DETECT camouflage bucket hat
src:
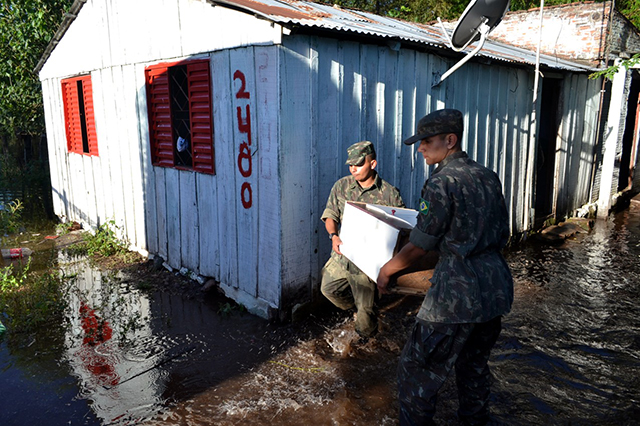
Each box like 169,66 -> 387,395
403,109 -> 464,145
345,141 -> 376,165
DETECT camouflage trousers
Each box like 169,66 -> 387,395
320,256 -> 378,337
397,316 -> 502,426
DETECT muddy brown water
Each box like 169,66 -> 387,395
2,198 -> 640,425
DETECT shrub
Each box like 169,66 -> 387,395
0,260 -> 66,333
84,220 -> 128,258
0,199 -> 23,236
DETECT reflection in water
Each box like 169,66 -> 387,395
60,253 -> 161,424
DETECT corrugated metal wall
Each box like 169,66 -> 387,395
278,35 -> 603,288
553,74 -> 602,218
279,35 -> 537,287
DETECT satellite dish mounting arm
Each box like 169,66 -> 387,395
433,17 -> 490,87
431,0 -> 510,87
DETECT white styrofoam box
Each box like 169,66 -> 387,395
339,202 -> 418,281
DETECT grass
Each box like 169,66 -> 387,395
80,219 -> 141,266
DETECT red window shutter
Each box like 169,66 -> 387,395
145,66 -> 174,167
61,79 -> 82,154
61,75 -> 99,156
80,76 -> 99,156
187,61 -> 215,175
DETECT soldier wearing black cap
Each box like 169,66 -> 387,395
377,109 -> 513,425
321,141 -> 404,339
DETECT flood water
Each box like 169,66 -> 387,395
1,197 -> 640,425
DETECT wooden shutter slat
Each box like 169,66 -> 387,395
61,79 -> 82,154
62,75 -> 97,156
145,66 -> 174,167
187,61 -> 215,174
80,76 -> 99,156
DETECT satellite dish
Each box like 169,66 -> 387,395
433,0 -> 510,87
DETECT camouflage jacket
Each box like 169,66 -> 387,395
322,173 -> 404,266
409,151 -> 513,323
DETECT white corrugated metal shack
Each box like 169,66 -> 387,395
37,0 -> 609,318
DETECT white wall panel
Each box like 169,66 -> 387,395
135,64 -> 157,255
179,171 -> 198,272
229,47 -> 259,298
39,0 -> 281,80
254,46 -> 282,305
279,37 -> 313,297
211,49 -> 239,289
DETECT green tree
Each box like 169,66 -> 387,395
0,0 -> 72,142
0,0 -> 70,221
618,0 -> 640,29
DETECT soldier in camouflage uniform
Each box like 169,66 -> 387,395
377,109 -> 513,425
321,141 -> 405,338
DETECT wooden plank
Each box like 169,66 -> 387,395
397,49 -> 416,203
254,46 -> 281,305
411,51 -> 431,207
340,41 -> 363,149
41,79 -> 66,218
103,67 -> 127,235
155,167 -> 168,261
88,70 -> 109,227
378,48 -> 401,198
487,67 -> 502,173
211,49 -> 238,288
135,63 -> 158,254
307,38 -> 321,292
122,64 -> 148,252
111,65 -> 136,242
84,153 -> 99,230
280,37 -> 313,293
94,69 -> 117,227
315,38 -> 341,266
179,171 -> 199,272
196,56 -> 220,278
230,46 -> 259,297
476,63 -> 492,167
165,168 -> 181,268
361,44 -> 378,144
67,152 -> 84,224
196,172 -> 219,278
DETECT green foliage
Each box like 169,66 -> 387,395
0,259 -> 29,293
618,0 -> 640,29
589,54 -> 640,81
328,0 -> 467,21
55,220 -> 74,235
0,199 -> 23,235
84,220 -> 128,258
0,260 -> 66,333
0,0 -> 73,139
217,301 -> 246,317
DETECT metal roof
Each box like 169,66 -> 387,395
36,0 -> 598,74
209,0 -> 597,72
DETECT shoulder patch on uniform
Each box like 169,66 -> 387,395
418,198 -> 430,216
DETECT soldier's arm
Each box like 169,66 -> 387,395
377,242 -> 426,294
324,218 -> 343,255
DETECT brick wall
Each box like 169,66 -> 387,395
489,1 -> 640,67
